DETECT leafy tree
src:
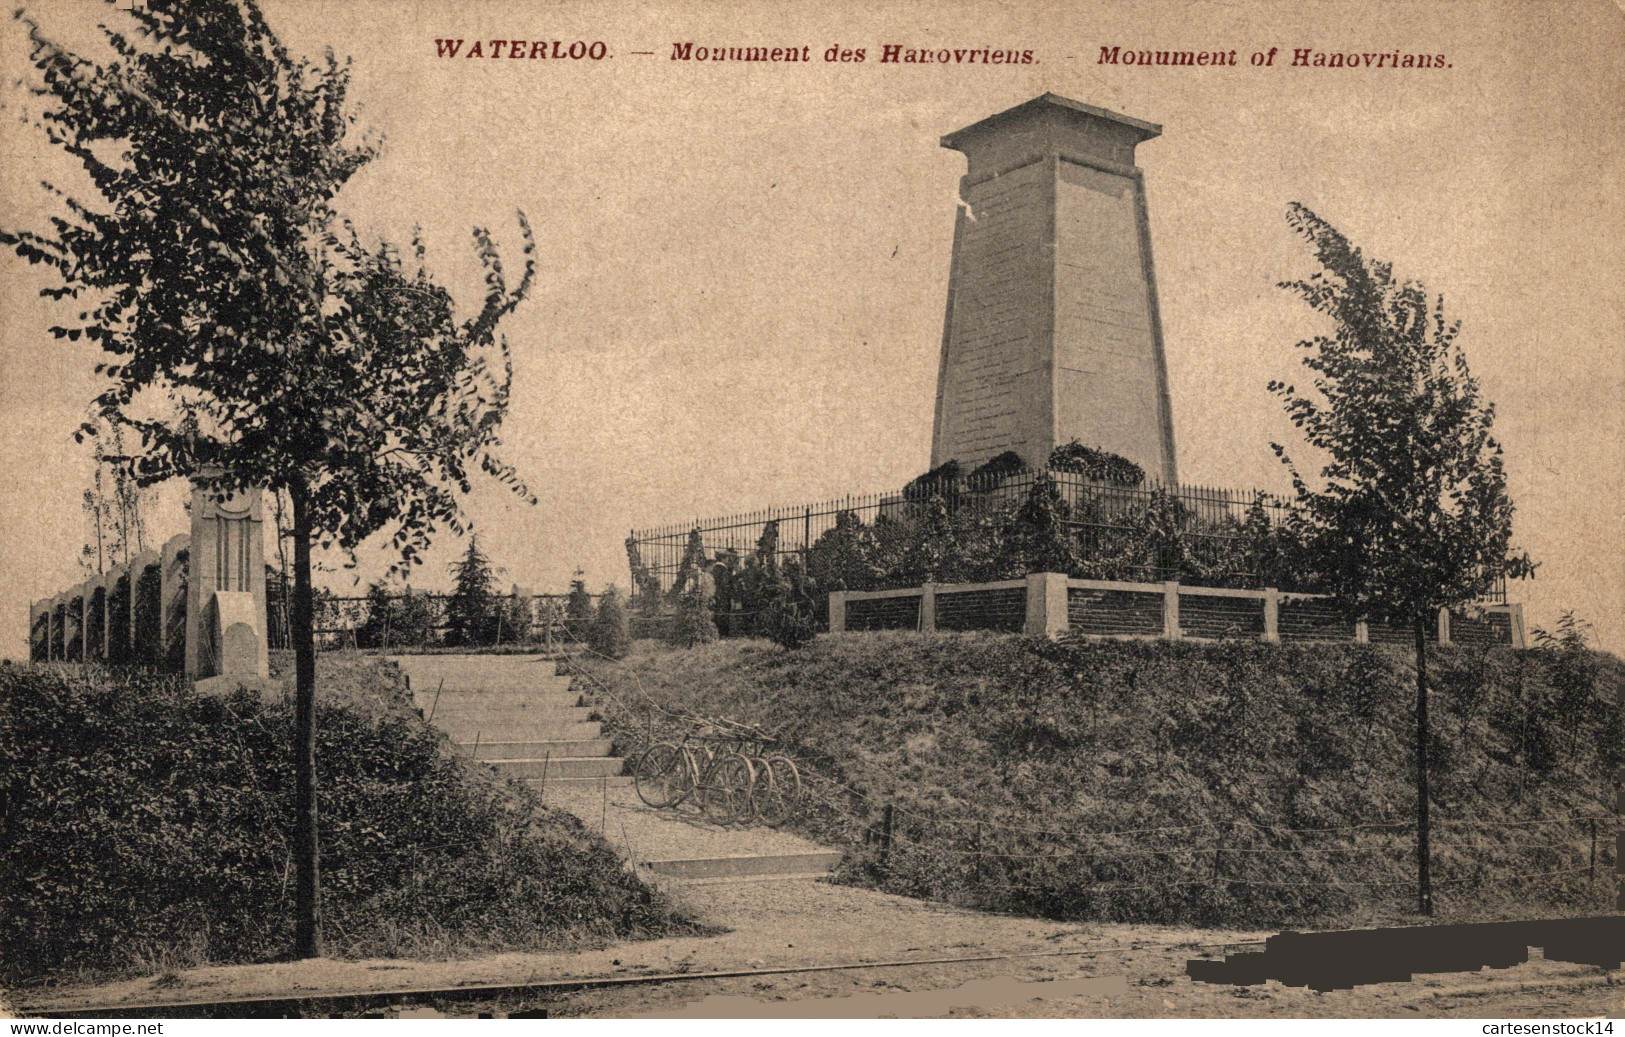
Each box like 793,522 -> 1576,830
444,535 -> 498,646
77,418 -> 152,574
497,586 -> 534,644
1270,202 -> 1535,915
588,585 -> 631,660
2,0 -> 536,956
1531,612 -> 1602,753
356,581 -> 438,648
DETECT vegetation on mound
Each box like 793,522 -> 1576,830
0,662 -> 700,985
578,634 -> 1622,929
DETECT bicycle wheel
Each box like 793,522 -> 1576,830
701,753 -> 755,825
633,742 -> 692,808
746,756 -> 783,825
764,756 -> 801,820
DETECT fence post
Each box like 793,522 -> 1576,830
1438,607 -> 1451,646
1589,817 -> 1596,879
828,591 -> 847,634
974,821 -> 984,885
1355,618 -> 1370,644
1162,581 -> 1181,640
1024,572 -> 1068,639
919,582 -> 937,634
1262,588 -> 1280,644
881,802 -> 895,866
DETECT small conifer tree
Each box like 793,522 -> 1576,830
589,585 -> 632,659
445,535 -> 497,646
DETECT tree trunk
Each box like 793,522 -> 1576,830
1414,612 -> 1433,917
290,483 -> 322,958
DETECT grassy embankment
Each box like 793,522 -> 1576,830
0,652 -> 703,987
575,632 -> 1623,930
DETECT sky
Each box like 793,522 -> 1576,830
2,0 -> 1622,658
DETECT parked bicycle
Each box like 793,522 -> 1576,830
633,724 -> 801,826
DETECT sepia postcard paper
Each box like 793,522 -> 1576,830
0,0 -> 1622,1022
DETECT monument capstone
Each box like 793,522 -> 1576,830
930,93 -> 1178,483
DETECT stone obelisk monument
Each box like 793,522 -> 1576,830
929,93 -> 1178,483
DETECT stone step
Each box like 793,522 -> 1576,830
418,692 -> 582,710
429,704 -> 595,724
392,653 -> 559,665
396,659 -> 563,671
487,755 -> 625,779
435,720 -> 603,742
407,677 -> 576,694
640,851 -> 844,879
523,775 -> 634,789
658,872 -> 836,886
465,738 -> 614,759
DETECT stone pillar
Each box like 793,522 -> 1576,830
1437,606 -> 1451,646
75,579 -> 94,661
1354,619 -> 1370,644
827,591 -> 847,634
160,533 -> 189,671
186,474 -> 268,680
51,594 -> 65,661
930,93 -> 1178,481
91,575 -> 109,661
1262,588 -> 1280,644
918,581 -> 938,633
511,585 -> 533,643
29,599 -> 49,663
128,549 -> 159,664
1162,581 -> 1181,640
1024,572 -> 1070,639
106,564 -> 129,662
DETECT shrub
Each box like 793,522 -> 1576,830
496,590 -> 534,644
357,582 -> 440,648
762,560 -> 819,651
565,579 -> 594,622
669,578 -> 718,648
968,450 -> 1026,486
0,665 -> 696,983
589,585 -> 631,659
902,459 -> 963,501
1047,441 -> 1145,485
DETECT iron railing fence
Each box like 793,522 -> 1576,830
262,587 -> 604,651
629,470 -> 1293,595
628,468 -> 1511,604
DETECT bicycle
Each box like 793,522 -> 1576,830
633,731 -> 757,825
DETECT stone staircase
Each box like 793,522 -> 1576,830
393,652 -> 841,883
393,654 -> 629,787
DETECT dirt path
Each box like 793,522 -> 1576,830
542,782 -> 836,865
16,874 -> 1619,1018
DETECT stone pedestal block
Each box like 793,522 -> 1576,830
186,474 -> 268,680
